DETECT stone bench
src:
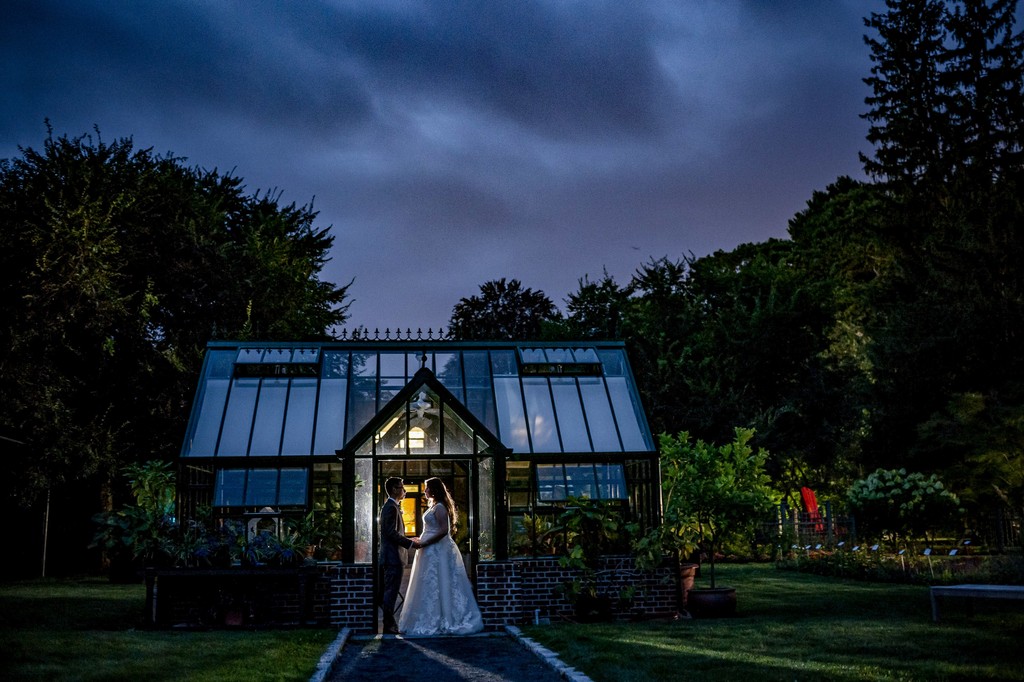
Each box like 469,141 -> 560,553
929,584 -> 1024,622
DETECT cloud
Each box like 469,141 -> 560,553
3,0 -> 886,331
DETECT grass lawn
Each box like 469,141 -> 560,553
521,563 -> 1024,681
0,577 -> 337,681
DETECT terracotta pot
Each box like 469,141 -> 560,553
687,587 -> 737,618
678,562 -> 699,609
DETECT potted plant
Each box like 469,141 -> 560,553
656,428 -> 775,617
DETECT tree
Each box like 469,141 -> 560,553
656,429 -> 775,589
862,0 -> 951,188
448,278 -> 560,340
0,128 -> 350,573
862,0 -> 1024,189
560,271 -> 630,340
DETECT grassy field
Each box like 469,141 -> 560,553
4,565 -> 1023,681
521,563 -> 1024,681
0,577 -> 336,681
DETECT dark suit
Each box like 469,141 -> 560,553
379,498 -> 413,630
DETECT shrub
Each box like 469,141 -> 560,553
846,468 -> 962,547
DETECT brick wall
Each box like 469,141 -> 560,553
147,557 -> 679,632
324,563 -> 375,630
475,555 -> 679,627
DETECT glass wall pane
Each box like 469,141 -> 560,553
490,350 -> 518,376
249,378 -> 287,455
606,377 -> 650,451
349,352 -> 377,378
346,377 -> 378,444
464,350 -> 496,435
218,378 -> 259,456
506,461 -> 531,509
379,377 -> 404,409
378,352 -> 405,378
442,404 -> 474,454
281,377 -> 316,455
536,464 -> 566,501
493,377 -> 530,453
245,468 -> 277,506
596,463 -> 628,499
478,457 -> 495,561
215,469 -> 245,507
321,351 -> 349,379
375,413 -> 407,456
550,378 -> 591,452
279,469 -> 308,505
313,377 -> 347,455
523,378 -> 559,452
354,458 -> 374,563
188,378 -> 229,456
435,352 -> 463,399
578,377 -> 621,452
564,463 -> 597,498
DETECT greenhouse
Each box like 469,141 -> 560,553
172,338 -> 666,629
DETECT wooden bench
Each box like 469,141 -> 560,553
929,584 -> 1024,622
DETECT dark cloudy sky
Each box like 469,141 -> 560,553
3,0 -> 886,333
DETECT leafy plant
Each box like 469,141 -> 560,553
91,461 -> 178,568
655,428 -> 776,588
846,468 -> 962,547
552,496 -> 625,610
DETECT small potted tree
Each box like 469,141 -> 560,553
657,428 -> 775,617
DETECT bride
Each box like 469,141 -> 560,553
398,477 -> 483,636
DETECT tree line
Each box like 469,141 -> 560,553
450,0 -> 1024,527
2,0 -> 1021,573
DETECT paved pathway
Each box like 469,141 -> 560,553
324,632 -> 570,682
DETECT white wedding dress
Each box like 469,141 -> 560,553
398,503 -> 483,636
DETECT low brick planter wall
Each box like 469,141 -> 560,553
145,565 -> 333,628
476,555 -> 679,627
146,556 -> 679,631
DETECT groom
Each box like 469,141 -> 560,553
380,477 -> 419,634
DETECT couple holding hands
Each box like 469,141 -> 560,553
379,476 -> 483,636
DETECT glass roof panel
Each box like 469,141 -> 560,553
218,378 -> 259,455
250,378 -> 287,455
313,376 -> 347,455
182,341 -> 655,461
607,377 -> 652,451
523,378 -> 560,452
290,347 -> 320,364
281,377 -> 316,455
236,348 -> 265,364
494,377 -> 530,453
261,347 -> 292,364
550,378 -> 591,452
578,377 -> 622,452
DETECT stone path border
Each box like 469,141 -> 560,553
505,625 -> 594,682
